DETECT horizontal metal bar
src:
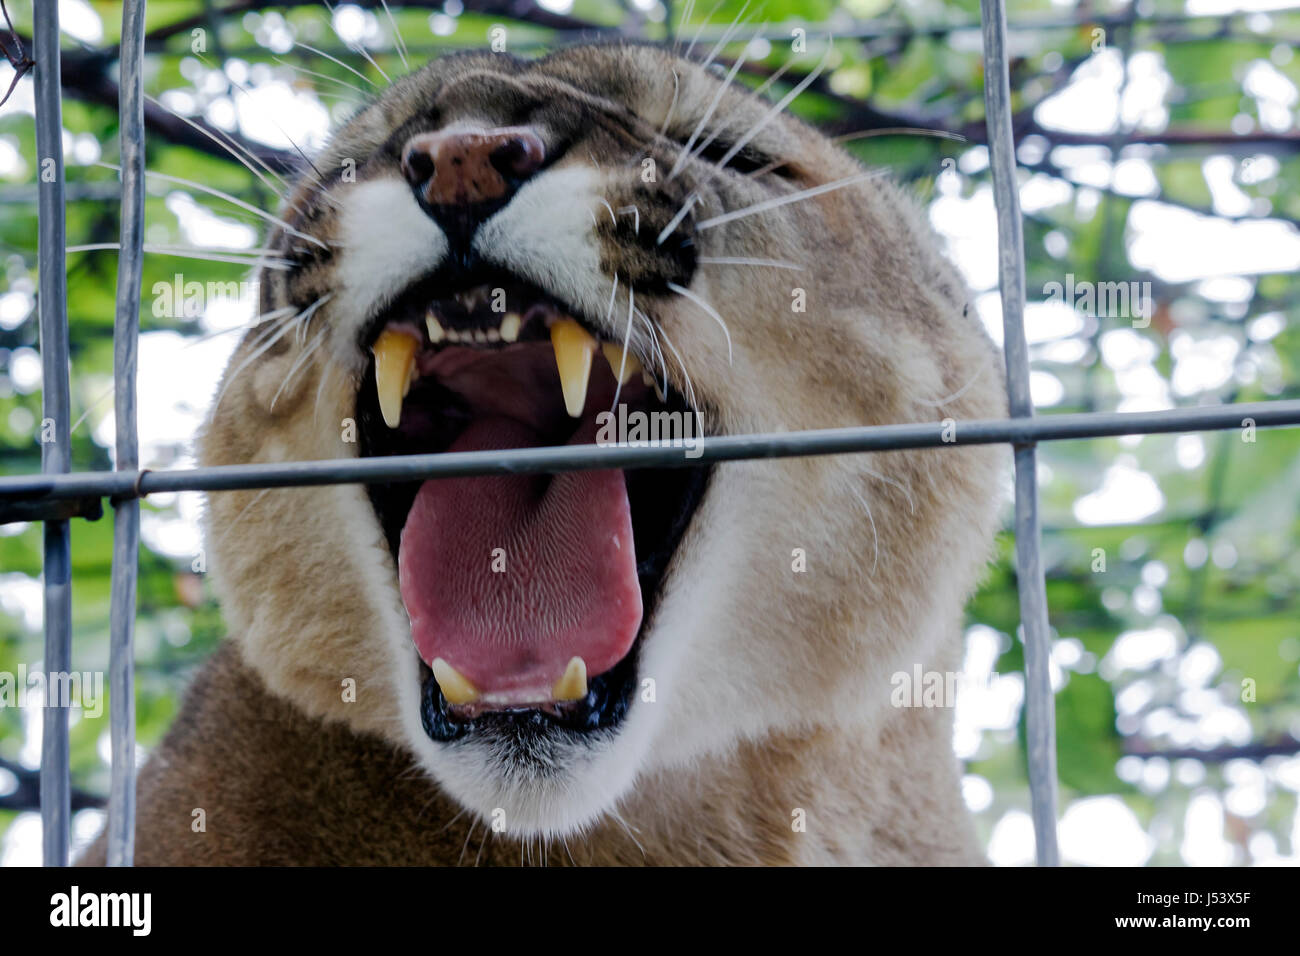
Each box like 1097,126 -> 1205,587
1,401 -> 1297,506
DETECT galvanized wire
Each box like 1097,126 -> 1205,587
17,3 -> 1300,869
980,0 -> 1060,867
2,402 -> 1298,509
33,0 -> 73,868
106,0 -> 148,869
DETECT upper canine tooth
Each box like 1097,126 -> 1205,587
372,328 -> 419,428
431,658 -> 480,705
552,656 -> 588,701
426,312 -> 445,344
500,312 -> 521,343
550,318 -> 596,418
601,342 -> 641,385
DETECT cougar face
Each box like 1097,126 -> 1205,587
201,43 -> 1005,837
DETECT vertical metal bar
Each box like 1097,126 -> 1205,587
978,0 -> 1061,866
33,0 -> 73,867
107,0 -> 148,868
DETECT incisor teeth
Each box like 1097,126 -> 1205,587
500,313 -> 521,343
552,656 -> 588,701
431,658 -> 479,705
601,342 -> 641,385
550,318 -> 596,418
372,328 -> 419,428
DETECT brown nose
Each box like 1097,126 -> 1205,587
400,126 -> 545,209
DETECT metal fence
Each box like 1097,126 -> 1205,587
5,0 -> 1300,869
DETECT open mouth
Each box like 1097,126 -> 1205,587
355,270 -> 709,744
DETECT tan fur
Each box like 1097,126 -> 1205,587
84,43 -> 1004,865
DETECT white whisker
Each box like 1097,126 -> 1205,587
611,282 -> 634,412
295,39 -> 380,87
271,323 -> 330,411
697,169 -> 885,231
850,489 -> 880,574
97,162 -> 330,250
66,243 -> 293,270
143,93 -> 288,200
377,0 -> 410,71
673,0 -> 697,55
273,57 -> 370,97
666,281 -> 731,365
698,1 -> 753,74
697,255 -> 803,270
646,310 -> 699,414
667,26 -> 756,181
656,191 -> 698,246
215,295 -> 331,411
915,357 -> 988,409
713,39 -> 833,173
683,0 -> 728,60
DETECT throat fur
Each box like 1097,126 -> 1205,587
79,643 -> 980,866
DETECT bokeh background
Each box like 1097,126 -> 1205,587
1,0 -> 1299,865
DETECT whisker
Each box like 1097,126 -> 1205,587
616,204 -> 640,235
697,255 -> 804,270
214,486 -> 275,542
645,310 -> 699,414
666,281 -> 731,365
294,40 -> 380,88
832,127 -> 968,147
214,295 -> 331,411
667,23 -> 759,180
457,818 -> 476,867
318,2 -> 394,84
863,466 -> 915,516
70,382 -> 116,435
377,0 -> 411,71
698,1 -> 753,73
65,243 -> 293,270
712,39 -> 834,173
142,93 -> 289,200
697,169 -> 886,231
672,0 -> 697,55
636,310 -> 670,398
196,53 -> 330,188
683,0 -> 729,60
96,162 -> 329,250
610,281 -> 633,412
850,489 -> 880,574
184,306 -> 299,350
655,191 -> 698,246
596,197 -> 616,225
273,56 -> 370,97
270,323 -> 330,411
915,356 -> 988,409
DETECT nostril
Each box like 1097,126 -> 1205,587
489,133 -> 544,180
401,146 -> 436,188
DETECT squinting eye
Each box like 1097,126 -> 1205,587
689,137 -> 789,177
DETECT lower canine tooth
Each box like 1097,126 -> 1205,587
552,656 -> 588,701
372,328 -> 419,428
550,318 -> 596,418
431,658 -> 479,705
601,342 -> 641,385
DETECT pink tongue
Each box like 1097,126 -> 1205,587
398,416 -> 642,700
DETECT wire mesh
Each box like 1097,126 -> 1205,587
8,1 -> 1300,868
